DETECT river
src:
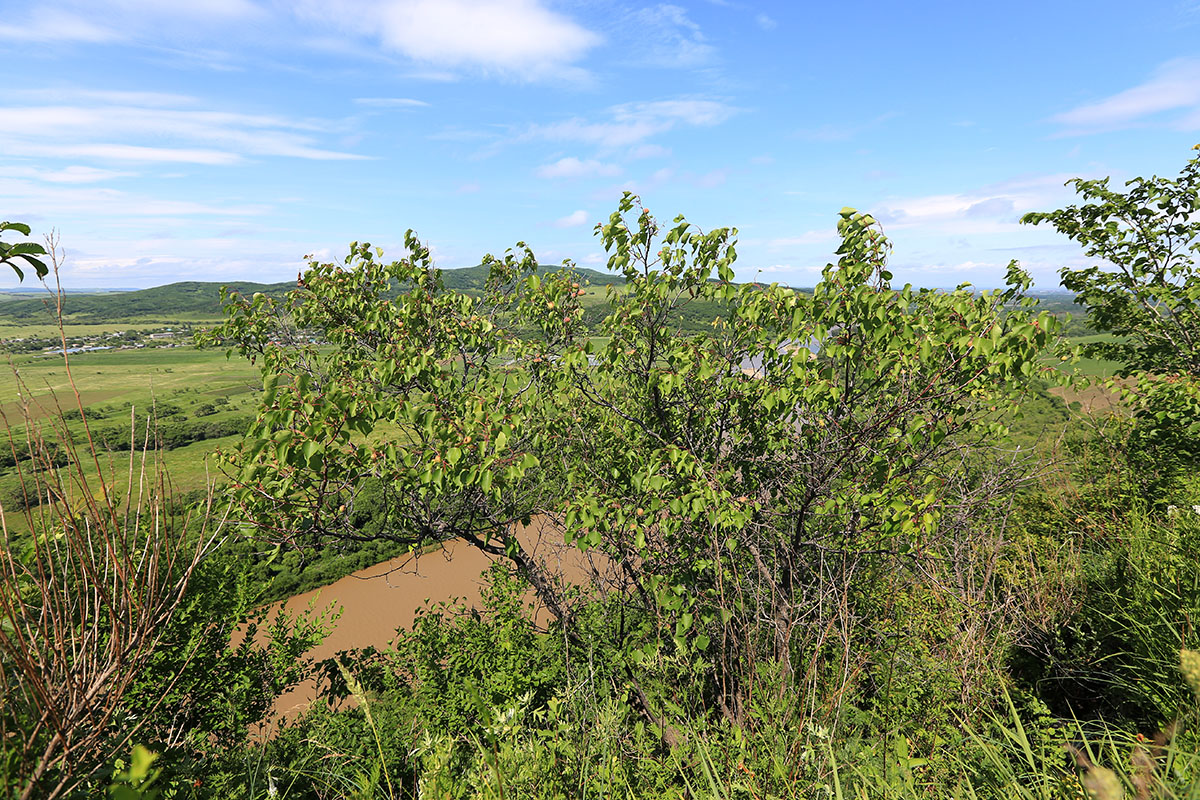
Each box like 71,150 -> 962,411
257,517 -> 603,724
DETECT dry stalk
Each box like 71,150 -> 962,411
0,238 -> 220,799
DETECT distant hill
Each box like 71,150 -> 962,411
437,263 -> 624,294
0,264 -> 624,323
0,287 -> 141,294
0,280 -> 296,322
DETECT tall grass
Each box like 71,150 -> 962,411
0,253 -> 220,799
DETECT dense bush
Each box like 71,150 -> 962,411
90,414 -> 253,452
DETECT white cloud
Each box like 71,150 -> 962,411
14,143 -> 243,165
553,209 -> 589,228
620,5 -> 714,68
527,99 -> 737,149
0,7 -> 121,43
1053,58 -> 1200,133
0,0 -> 266,46
1177,106 -> 1200,129
649,166 -> 674,184
911,259 -> 1002,274
536,157 -> 622,179
292,0 -> 601,82
354,97 -> 429,108
9,89 -> 198,107
591,166 -> 676,199
428,128 -> 495,143
766,230 -> 838,249
0,177 -> 270,220
796,112 -> 900,142
0,96 -> 368,165
755,263 -> 821,277
695,168 -> 728,188
105,0 -> 264,20
5,165 -> 135,184
629,143 -> 672,160
871,173 -> 1088,234
620,99 -> 735,127
40,233 -> 312,289
755,13 -> 777,30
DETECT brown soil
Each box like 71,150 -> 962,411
254,516 -> 606,727
1049,378 -> 1131,415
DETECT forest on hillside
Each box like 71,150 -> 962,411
1,149 -> 1200,800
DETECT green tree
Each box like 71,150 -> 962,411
1022,146 -> 1200,481
207,197 -> 1060,733
1021,144 -> 1200,375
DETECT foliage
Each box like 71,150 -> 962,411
0,371 -> 213,799
1021,144 -> 1200,376
387,564 -> 565,738
1010,499 -> 1200,729
207,195 -> 1064,758
0,222 -> 48,282
107,745 -> 164,800
16,150 -> 1200,798
1024,146 -> 1200,493
0,317 -> 329,798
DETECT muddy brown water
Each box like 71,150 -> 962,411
1049,379 -> 1130,415
255,517 -> 605,724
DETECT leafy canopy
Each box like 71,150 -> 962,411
207,196 -> 1060,713
1021,144 -> 1200,375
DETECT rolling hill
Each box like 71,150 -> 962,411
0,264 -> 625,323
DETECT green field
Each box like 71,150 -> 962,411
0,321 -> 180,339
1,346 -> 262,508
2,346 -> 260,409
1065,332 -> 1124,377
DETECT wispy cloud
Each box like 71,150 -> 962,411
0,94 -> 368,165
0,7 -> 121,43
0,177 -> 271,220
871,173 -> 1090,234
6,165 -> 135,184
107,0 -> 264,21
8,88 -> 198,106
14,143 -> 242,165
629,143 -> 672,160
695,168 -> 728,188
755,13 -> 777,30
1052,58 -> 1200,133
766,230 -> 838,249
526,98 -> 738,150
291,0 -> 601,83
354,97 -> 429,108
536,157 -> 622,179
54,233 -> 313,287
553,209 -> 589,228
618,4 -> 715,68
796,112 -> 900,142
0,0 -> 267,46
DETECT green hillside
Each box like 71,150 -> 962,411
0,280 -> 295,323
0,264 -> 625,324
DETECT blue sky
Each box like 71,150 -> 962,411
2,0 -> 1200,290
